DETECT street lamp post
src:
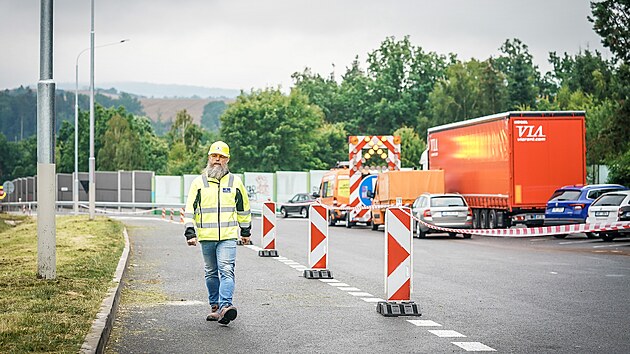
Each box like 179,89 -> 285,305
74,39 -> 128,214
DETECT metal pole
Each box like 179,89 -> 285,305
74,38 -> 128,215
89,0 -> 96,220
37,0 -> 56,279
74,58 -> 79,214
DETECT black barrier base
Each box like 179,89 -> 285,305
237,239 -> 243,246
303,269 -> 333,279
376,301 -> 422,317
258,249 -> 279,257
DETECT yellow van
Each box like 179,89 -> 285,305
317,168 -> 350,225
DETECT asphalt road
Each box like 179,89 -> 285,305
106,215 -> 630,354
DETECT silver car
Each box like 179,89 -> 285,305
412,193 -> 473,239
586,190 -> 630,242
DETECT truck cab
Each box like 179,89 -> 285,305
317,168 -> 350,226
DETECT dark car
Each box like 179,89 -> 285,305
280,193 -> 316,218
544,184 -> 628,238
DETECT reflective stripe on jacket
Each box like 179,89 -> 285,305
184,173 -> 251,241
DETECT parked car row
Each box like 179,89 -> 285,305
282,183 -> 629,242
544,184 -> 629,240
586,190 -> 630,241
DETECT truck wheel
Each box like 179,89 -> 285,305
480,209 -> 489,229
502,212 -> 512,228
472,209 -> 480,229
328,211 -> 336,226
488,209 -> 497,229
371,220 -> 379,231
345,213 -> 354,228
281,207 -> 288,218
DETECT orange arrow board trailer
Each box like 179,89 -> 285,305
427,111 -> 586,228
370,170 -> 444,228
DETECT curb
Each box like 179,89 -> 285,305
80,227 -> 131,353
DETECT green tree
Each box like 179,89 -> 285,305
589,0 -> 630,63
427,59 -> 509,126
292,68 -> 341,124
548,49 -> 615,101
496,39 -> 540,109
393,126 -> 425,169
200,100 -> 228,132
98,114 -> 144,171
164,110 -> 206,174
336,58 -> 371,133
220,88 -> 326,172
365,36 -> 447,134
588,0 -> 630,170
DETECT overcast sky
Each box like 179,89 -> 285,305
0,0 -> 610,92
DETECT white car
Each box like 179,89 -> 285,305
411,193 -> 473,239
586,190 -> 630,241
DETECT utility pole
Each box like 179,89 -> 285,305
89,0 -> 96,219
37,0 -> 56,279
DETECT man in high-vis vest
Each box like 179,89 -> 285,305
183,140 -> 251,326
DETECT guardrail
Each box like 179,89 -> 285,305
0,201 -> 263,216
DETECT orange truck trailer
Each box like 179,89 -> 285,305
426,111 -> 586,228
370,170 -> 444,230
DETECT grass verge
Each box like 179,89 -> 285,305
0,213 -> 124,353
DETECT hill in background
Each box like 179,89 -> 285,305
57,81 -> 240,99
140,97 -> 217,125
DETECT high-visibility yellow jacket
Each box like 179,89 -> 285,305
184,173 -> 251,241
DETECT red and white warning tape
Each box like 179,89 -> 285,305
405,210 -> 630,237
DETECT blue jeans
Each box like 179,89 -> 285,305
200,239 -> 237,310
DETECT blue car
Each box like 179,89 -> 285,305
545,184 -> 628,238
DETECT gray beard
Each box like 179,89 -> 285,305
207,163 -> 229,180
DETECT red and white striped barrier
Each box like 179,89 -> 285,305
377,206 -> 421,317
162,208 -> 166,220
348,135 -> 401,224
170,208 -> 174,223
259,201 -> 278,257
304,204 -> 332,278
180,208 -> 184,224
384,207 -> 413,301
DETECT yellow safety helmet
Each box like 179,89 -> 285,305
208,141 -> 230,158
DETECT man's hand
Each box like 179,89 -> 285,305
184,227 -> 197,246
241,236 -> 251,245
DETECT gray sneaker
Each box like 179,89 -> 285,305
206,304 -> 220,321
217,306 -> 237,325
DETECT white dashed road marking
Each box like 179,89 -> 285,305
348,292 -> 373,297
451,342 -> 497,351
327,282 -> 350,287
428,330 -> 466,338
407,320 -> 442,327
245,246 -> 496,352
337,287 -> 361,291
593,242 -> 630,248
